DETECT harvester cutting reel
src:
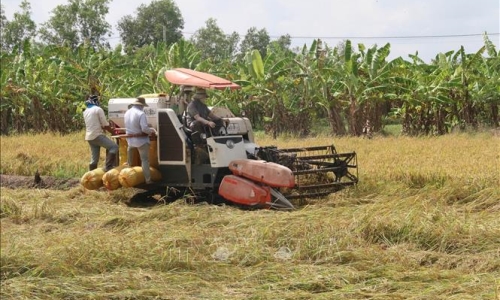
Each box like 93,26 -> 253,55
255,144 -> 358,201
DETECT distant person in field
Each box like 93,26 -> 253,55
186,88 -> 226,142
83,95 -> 119,171
124,97 -> 156,184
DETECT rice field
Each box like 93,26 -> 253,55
1,130 -> 499,299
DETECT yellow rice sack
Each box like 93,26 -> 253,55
80,168 -> 105,190
118,166 -> 162,188
150,167 -> 161,181
102,165 -> 126,190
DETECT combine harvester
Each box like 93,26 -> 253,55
84,68 -> 358,210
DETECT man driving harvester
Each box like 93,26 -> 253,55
186,88 -> 227,144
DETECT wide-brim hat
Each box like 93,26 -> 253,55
132,97 -> 148,107
193,88 -> 208,100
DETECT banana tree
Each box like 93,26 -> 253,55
357,42 -> 401,134
235,48 -> 294,137
167,40 -> 201,70
449,46 -> 486,129
0,49 -> 26,134
288,39 -> 329,136
331,40 -> 397,136
330,40 -> 364,135
470,34 -> 499,127
1,41 -> 81,133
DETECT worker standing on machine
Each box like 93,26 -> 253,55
83,94 -> 118,171
124,97 -> 156,184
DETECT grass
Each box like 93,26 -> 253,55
1,130 -> 500,299
0,132 -> 89,178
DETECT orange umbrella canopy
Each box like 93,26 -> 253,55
164,68 -> 240,90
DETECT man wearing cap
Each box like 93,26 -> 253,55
83,94 -> 119,171
186,88 -> 225,142
124,97 -> 157,184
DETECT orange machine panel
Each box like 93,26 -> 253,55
164,68 -> 241,90
228,159 -> 295,188
218,175 -> 271,207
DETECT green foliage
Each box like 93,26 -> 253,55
248,50 -> 264,80
0,0 -> 36,52
38,0 -> 112,49
117,0 -> 184,53
190,18 -> 239,62
239,27 -> 271,59
1,30 -> 499,136
167,39 -> 201,69
268,34 -> 292,54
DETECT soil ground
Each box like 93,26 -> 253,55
0,174 -> 80,190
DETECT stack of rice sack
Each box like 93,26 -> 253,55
80,166 -> 161,190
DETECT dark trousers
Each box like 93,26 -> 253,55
189,119 -> 224,144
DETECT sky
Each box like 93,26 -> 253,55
2,0 -> 499,62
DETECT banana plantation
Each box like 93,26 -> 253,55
1,35 -> 499,137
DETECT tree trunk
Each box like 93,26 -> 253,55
327,103 -> 346,135
1,108 -> 12,135
348,96 -> 363,136
490,102 -> 499,127
462,83 -> 477,128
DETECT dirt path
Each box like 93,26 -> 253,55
0,174 -> 81,190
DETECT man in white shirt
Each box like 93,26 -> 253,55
124,97 -> 156,184
83,95 -> 118,171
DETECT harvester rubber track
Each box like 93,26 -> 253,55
255,145 -> 358,201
